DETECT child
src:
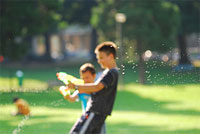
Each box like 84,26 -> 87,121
12,97 -> 30,116
67,41 -> 119,134
61,63 -> 96,113
60,63 -> 106,134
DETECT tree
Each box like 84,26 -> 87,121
61,0 -> 97,25
0,0 -> 63,60
0,0 -> 97,61
172,0 -> 200,64
91,0 -> 180,84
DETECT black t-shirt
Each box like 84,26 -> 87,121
86,68 -> 119,115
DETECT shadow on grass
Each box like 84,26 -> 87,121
1,89 -> 200,134
1,87 -> 200,116
0,116 -> 73,134
107,122 -> 200,134
1,88 -> 200,115
1,115 -> 199,134
114,90 -> 200,116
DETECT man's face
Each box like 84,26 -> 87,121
80,71 -> 96,83
96,51 -> 112,69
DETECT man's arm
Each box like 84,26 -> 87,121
68,81 -> 104,93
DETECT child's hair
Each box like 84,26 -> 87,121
13,97 -> 19,103
95,41 -> 117,58
80,63 -> 96,75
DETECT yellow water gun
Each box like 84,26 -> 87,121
56,72 -> 84,85
56,72 -> 84,96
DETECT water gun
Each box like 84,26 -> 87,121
57,72 -> 84,96
56,72 -> 84,85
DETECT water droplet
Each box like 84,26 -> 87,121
145,71 -> 150,73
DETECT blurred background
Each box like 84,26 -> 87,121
0,0 -> 200,134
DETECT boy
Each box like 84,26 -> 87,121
12,97 -> 30,116
60,63 -> 106,134
60,63 -> 96,113
67,41 -> 119,134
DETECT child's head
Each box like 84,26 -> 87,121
13,97 -> 19,103
95,41 -> 117,68
80,63 -> 96,83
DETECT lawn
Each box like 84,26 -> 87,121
0,61 -> 200,134
0,84 -> 200,134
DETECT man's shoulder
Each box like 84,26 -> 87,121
109,68 -> 119,75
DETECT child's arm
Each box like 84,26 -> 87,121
68,81 -> 104,93
64,90 -> 79,102
59,86 -> 79,102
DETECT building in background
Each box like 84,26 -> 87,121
30,25 -> 96,64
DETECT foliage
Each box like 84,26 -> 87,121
0,0 -> 98,60
91,0 -> 180,84
170,0 -> 200,64
91,0 -> 117,41
91,0 -> 180,53
172,0 -> 200,34
0,0 -> 63,60
61,0 -> 97,25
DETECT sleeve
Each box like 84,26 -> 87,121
100,70 -> 115,89
72,90 -> 79,101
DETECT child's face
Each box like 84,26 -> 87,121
96,51 -> 113,69
80,71 -> 96,83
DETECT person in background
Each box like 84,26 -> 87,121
12,97 -> 30,116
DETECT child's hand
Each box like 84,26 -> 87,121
59,86 -> 70,96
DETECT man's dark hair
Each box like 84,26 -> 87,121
80,63 -> 96,75
95,41 -> 117,58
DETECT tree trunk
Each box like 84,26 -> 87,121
137,40 -> 146,84
44,33 -> 52,62
178,34 -> 191,64
59,33 -> 66,56
90,28 -> 98,60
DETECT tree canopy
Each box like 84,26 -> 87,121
0,0 -> 97,60
91,0 -> 180,53
91,0 -> 180,84
0,0 -> 63,60
171,0 -> 200,64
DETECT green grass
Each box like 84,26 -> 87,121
0,61 -> 199,90
0,61 -> 200,134
0,65 -> 81,91
0,84 -> 200,134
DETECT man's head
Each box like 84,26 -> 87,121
80,63 -> 96,83
95,41 -> 117,68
